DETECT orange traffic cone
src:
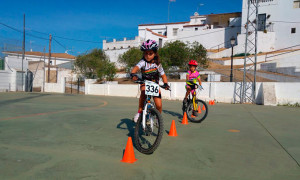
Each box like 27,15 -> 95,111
121,137 -> 137,163
198,106 -> 202,114
202,104 -> 206,111
212,100 -> 215,105
209,100 -> 212,105
168,120 -> 178,137
182,112 -> 188,125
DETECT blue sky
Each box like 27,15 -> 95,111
0,0 -> 242,56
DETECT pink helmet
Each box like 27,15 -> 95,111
188,60 -> 198,66
140,39 -> 158,52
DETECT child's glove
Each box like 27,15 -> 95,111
162,83 -> 170,90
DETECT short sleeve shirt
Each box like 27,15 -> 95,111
136,59 -> 165,83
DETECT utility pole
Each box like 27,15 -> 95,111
47,34 -> 52,83
168,0 -> 170,23
43,47 -> 46,92
21,14 -> 25,91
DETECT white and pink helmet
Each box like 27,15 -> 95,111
140,39 -> 158,52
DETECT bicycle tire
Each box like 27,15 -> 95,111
134,108 -> 164,154
186,99 -> 208,123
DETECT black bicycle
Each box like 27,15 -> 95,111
133,77 -> 170,154
182,81 -> 208,123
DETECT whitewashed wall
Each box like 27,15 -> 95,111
242,0 -> 300,50
0,70 -> 16,92
257,51 -> 300,76
5,55 -> 29,71
209,32 -> 276,59
83,80 -> 300,105
104,49 -> 130,68
44,77 -> 65,93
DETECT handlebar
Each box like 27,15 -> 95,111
187,80 -> 204,90
132,74 -> 171,91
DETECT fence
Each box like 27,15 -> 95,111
65,77 -> 85,94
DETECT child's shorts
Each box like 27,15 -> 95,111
186,84 -> 196,94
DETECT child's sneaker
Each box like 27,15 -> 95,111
192,111 -> 198,117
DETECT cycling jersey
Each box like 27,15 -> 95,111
136,59 -> 165,83
186,70 -> 200,85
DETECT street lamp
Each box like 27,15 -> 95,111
230,36 -> 236,82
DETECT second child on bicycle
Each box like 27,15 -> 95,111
131,39 -> 170,123
183,60 -> 203,115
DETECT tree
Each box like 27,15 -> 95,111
159,40 -> 190,69
118,47 -> 143,71
189,42 -> 209,69
75,48 -> 116,80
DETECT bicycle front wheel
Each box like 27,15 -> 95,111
186,99 -> 208,123
134,108 -> 164,154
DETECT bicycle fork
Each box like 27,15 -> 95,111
142,103 -> 154,131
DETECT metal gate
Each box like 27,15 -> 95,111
25,70 -> 33,92
65,77 -> 85,94
16,72 -> 24,91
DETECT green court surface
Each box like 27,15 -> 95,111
0,92 -> 299,180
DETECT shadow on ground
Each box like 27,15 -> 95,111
116,118 -> 135,138
163,110 -> 183,120
0,93 -> 50,107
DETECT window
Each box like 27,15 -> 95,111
158,32 -> 162,35
120,46 -> 123,49
293,1 -> 300,8
173,28 -> 178,36
291,28 -> 296,34
195,28 -> 198,31
258,14 -> 267,31
128,46 -> 131,48
201,20 -> 206,24
159,38 -> 163,48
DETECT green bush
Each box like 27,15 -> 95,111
118,41 -> 209,71
118,48 -> 143,71
75,48 -> 116,81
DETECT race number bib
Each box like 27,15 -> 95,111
145,81 -> 159,96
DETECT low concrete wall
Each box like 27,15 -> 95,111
44,77 -> 65,93
41,79 -> 300,106
85,80 -> 300,105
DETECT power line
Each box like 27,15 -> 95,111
25,28 -> 102,43
54,35 -> 102,44
0,22 -> 48,40
53,37 -> 67,50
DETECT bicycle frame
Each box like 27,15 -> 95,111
188,84 -> 199,111
142,95 -> 155,131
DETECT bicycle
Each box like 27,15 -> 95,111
133,77 -> 170,154
182,81 -> 208,123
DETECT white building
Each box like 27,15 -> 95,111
103,12 -> 242,68
3,51 -> 76,71
0,51 -> 76,92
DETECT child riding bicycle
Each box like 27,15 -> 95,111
183,60 -> 203,116
131,39 -> 170,123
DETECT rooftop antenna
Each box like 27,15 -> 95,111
197,3 -> 204,13
30,40 -> 34,52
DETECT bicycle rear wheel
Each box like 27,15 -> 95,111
134,108 -> 164,154
186,99 -> 208,123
